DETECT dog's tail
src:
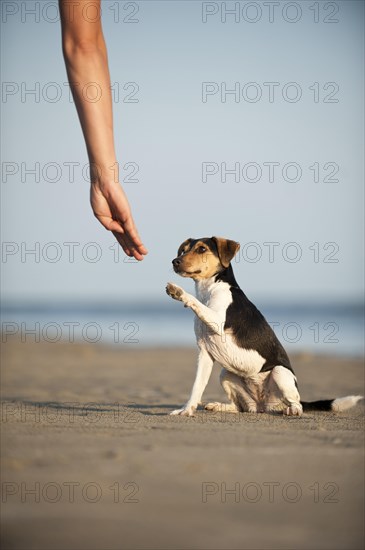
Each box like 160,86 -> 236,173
301,395 -> 364,412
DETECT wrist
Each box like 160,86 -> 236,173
89,160 -> 119,184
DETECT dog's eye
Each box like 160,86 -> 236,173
196,246 -> 207,254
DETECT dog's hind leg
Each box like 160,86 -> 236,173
265,365 -> 303,416
205,368 -> 257,413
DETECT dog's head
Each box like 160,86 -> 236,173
172,237 -> 240,280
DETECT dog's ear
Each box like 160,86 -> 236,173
177,238 -> 193,256
212,237 -> 240,267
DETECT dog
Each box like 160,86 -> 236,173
166,236 -> 363,417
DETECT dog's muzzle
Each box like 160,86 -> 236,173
172,257 -> 184,274
172,258 -> 181,271
172,258 -> 201,276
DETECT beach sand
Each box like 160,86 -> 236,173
1,337 -> 364,550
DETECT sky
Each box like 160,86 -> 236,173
1,0 -> 364,306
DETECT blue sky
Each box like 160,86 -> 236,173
1,0 -> 364,305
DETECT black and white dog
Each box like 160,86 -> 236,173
166,237 -> 362,417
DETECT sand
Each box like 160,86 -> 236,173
1,337 -> 364,550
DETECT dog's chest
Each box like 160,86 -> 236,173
195,279 -> 232,311
194,280 -> 265,376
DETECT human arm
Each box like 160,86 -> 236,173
59,0 -> 147,260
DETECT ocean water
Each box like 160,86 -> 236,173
1,301 -> 364,357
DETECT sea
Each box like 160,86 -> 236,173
1,301 -> 364,357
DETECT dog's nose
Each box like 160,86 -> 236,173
172,258 -> 180,268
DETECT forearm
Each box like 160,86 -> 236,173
59,0 -> 117,183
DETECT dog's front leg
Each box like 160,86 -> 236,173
166,283 -> 225,335
170,348 -> 214,416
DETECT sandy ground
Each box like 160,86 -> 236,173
1,337 -> 364,550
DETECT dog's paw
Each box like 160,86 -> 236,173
166,282 -> 184,302
284,403 -> 303,417
204,402 -> 221,412
170,404 -> 196,417
204,402 -> 239,413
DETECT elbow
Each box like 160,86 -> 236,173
62,36 -> 104,61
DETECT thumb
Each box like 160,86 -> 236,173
94,213 -> 125,234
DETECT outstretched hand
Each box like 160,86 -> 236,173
90,180 -> 148,261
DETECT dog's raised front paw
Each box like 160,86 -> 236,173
170,404 -> 196,417
166,282 -> 184,301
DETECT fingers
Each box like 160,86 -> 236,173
96,216 -> 147,260
117,227 -> 148,258
109,191 -> 148,257
112,232 -> 145,261
91,182 -> 148,260
111,217 -> 148,260
92,212 -> 143,260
